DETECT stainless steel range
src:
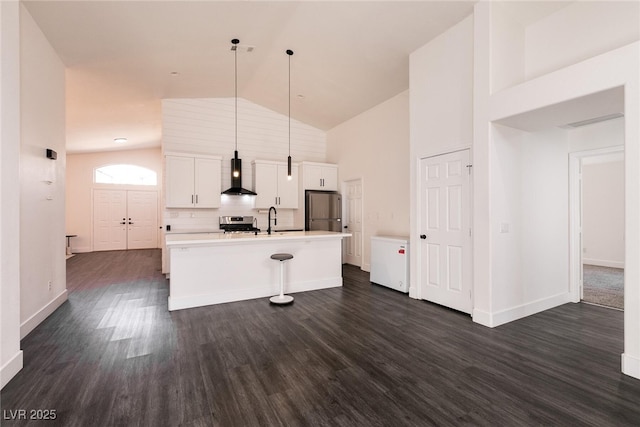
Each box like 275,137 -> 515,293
219,216 -> 260,234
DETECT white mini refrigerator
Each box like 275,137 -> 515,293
370,236 -> 410,293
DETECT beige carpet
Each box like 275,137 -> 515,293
583,264 -> 623,310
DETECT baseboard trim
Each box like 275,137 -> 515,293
1,350 -> 23,390
361,262 -> 371,272
622,353 -> 640,380
472,308 -> 493,327
583,259 -> 624,269
473,292 -> 572,328
20,290 -> 68,339
72,246 -> 92,254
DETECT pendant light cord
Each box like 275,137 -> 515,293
234,41 -> 238,153
288,52 -> 291,157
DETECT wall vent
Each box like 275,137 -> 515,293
561,112 -> 624,128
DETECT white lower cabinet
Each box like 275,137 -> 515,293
165,154 -> 221,208
252,160 -> 299,209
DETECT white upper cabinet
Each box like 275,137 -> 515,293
253,160 -> 299,209
165,154 -> 221,208
302,162 -> 338,191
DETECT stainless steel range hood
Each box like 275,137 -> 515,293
221,157 -> 256,196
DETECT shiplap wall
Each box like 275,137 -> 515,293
162,97 -> 326,230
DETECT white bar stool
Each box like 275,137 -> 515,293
270,253 -> 294,304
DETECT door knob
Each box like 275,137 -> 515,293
420,234 -> 427,239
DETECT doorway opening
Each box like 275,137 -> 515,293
569,146 -> 624,310
342,178 -> 363,268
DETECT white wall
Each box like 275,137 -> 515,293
1,0 -> 23,389
489,1 -> 640,92
326,90 -> 410,271
490,124 -> 571,323
66,147 -> 163,253
490,124 -> 524,313
568,116 -> 625,152
162,97 -> 327,231
519,129 -> 570,304
409,15 -> 474,298
19,5 -> 67,339
525,1 -> 640,81
582,160 -> 625,268
568,117 -> 625,269
409,16 -> 474,156
472,0 -> 640,379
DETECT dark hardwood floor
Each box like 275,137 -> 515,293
2,249 -> 640,426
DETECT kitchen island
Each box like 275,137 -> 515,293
166,231 -> 351,311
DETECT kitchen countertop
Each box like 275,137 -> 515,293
165,229 -> 223,235
166,230 -> 350,247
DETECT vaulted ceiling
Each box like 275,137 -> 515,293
23,0 -> 478,153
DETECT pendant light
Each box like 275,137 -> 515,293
232,38 -> 240,179
221,39 -> 257,195
286,49 -> 294,180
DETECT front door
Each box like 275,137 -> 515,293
93,189 -> 158,251
126,191 -> 158,249
344,179 -> 363,267
93,190 -> 127,251
419,149 -> 472,314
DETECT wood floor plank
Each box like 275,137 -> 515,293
1,250 -> 640,426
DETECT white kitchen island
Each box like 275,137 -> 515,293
166,231 -> 351,311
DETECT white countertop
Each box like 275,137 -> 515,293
166,230 -> 351,247
165,228 -> 223,235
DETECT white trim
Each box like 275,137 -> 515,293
20,290 -> 68,339
622,353 -> 640,380
419,144 -> 472,161
472,292 -> 572,328
0,350 -> 23,389
71,245 -> 92,254
168,277 -> 342,311
471,308 -> 492,327
583,259 -> 625,269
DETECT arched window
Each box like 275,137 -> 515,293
94,164 -> 157,186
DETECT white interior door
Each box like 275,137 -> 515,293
419,150 -> 472,314
126,191 -> 158,249
93,189 -> 158,251
343,179 -> 363,267
93,190 -> 127,251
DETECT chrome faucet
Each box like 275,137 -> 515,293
267,206 -> 277,235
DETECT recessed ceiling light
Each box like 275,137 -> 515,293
297,94 -> 305,99
170,71 -> 179,76
114,138 -> 127,144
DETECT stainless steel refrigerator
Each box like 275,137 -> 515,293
305,190 -> 342,232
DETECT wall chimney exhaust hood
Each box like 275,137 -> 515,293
222,38 -> 256,196
222,158 -> 256,195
